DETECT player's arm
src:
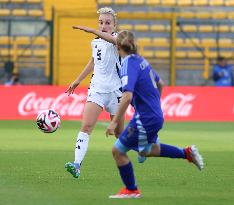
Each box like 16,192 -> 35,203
153,69 -> 164,97
157,79 -> 164,97
65,58 -> 94,96
106,91 -> 133,136
73,26 -> 117,45
75,58 -> 94,83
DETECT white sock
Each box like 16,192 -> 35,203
74,132 -> 90,166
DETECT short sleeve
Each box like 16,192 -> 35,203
121,58 -> 139,92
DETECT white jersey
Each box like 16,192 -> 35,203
90,34 -> 121,93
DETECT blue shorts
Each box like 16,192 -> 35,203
114,118 -> 163,154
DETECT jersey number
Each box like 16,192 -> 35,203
97,49 -> 101,60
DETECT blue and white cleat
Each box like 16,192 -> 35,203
65,162 -> 80,178
138,155 -> 146,163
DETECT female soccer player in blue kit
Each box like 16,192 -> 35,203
106,30 -> 204,199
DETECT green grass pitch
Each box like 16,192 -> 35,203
0,120 -> 233,205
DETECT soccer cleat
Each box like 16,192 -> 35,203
185,145 -> 204,171
109,188 -> 141,199
138,155 -> 146,163
65,162 -> 80,178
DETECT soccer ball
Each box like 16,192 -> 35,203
36,109 -> 61,133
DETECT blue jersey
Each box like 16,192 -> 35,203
120,54 -> 164,130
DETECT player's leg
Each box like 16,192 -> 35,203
141,143 -> 204,170
109,145 -> 141,198
75,101 -> 102,163
107,90 -> 124,138
109,123 -> 141,199
65,101 -> 102,178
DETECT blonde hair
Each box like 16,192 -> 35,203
97,7 -> 117,24
117,30 -> 137,54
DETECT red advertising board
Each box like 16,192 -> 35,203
0,85 -> 233,121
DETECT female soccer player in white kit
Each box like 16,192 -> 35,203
65,7 -> 124,178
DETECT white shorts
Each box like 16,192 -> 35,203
86,89 -> 122,115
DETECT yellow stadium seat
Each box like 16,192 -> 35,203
193,0 -> 208,6
227,12 -> 234,19
146,0 -> 161,6
217,25 -> 229,32
201,38 -> 216,45
217,52 -> 233,58
178,12 -> 195,18
97,0 -> 112,4
17,50 -> 32,56
33,50 -> 48,57
155,51 -> 169,58
195,12 -> 211,19
0,9 -> 10,16
141,51 -> 154,58
188,52 -> 203,58
0,49 -> 13,56
27,0 -> 42,3
137,38 -> 152,44
198,25 -> 213,32
129,0 -> 144,5
150,25 -> 166,32
182,25 -> 197,32
28,10 -> 43,16
185,38 -> 200,45
225,0 -> 234,6
212,12 -> 227,19
177,0 -> 192,6
118,24 -> 133,30
0,36 -> 12,44
114,0 -> 128,4
152,38 -> 168,46
207,52 -> 218,58
12,9 -> 27,16
209,0 -> 224,6
11,0 -> 25,3
176,51 -> 187,58
176,38 -> 184,45
134,24 -> 149,31
218,39 -> 232,44
230,26 -> 234,32
15,36 -> 31,44
163,0 -> 176,6
33,36 -> 48,44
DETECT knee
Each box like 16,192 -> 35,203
151,144 -> 161,156
81,123 -> 94,134
112,146 -> 129,166
112,146 -> 119,160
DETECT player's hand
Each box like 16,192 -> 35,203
72,26 -> 94,33
65,81 -> 79,96
106,121 -> 118,137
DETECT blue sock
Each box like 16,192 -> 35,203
118,162 -> 137,190
160,143 -> 186,159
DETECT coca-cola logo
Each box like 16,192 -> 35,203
161,93 -> 196,117
126,93 -> 196,118
18,92 -> 87,116
18,91 -> 195,118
